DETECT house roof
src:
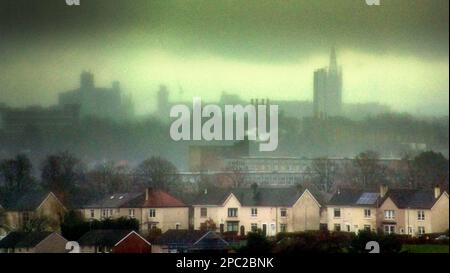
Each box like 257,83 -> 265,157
4,191 -> 51,211
190,231 -> 230,251
83,193 -> 142,208
0,232 -> 27,248
124,190 -> 187,208
382,189 -> 442,209
155,229 -> 206,245
114,231 -> 151,247
192,187 -> 322,207
328,189 -> 380,207
78,230 -> 132,247
0,232 -> 53,248
83,190 -> 186,208
155,230 -> 229,251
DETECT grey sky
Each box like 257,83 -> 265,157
0,0 -> 448,115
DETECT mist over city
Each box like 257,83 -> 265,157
0,0 -> 449,256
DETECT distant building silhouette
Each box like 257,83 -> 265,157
313,47 -> 343,118
58,71 -> 134,121
0,104 -> 80,136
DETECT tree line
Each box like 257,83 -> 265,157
0,152 -> 181,208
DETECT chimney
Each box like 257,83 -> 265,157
434,185 -> 441,199
145,187 -> 153,201
380,184 -> 388,198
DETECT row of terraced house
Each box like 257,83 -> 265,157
1,185 -> 448,241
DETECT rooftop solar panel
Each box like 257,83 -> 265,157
356,192 -> 379,205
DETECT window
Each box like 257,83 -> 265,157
364,209 -> 371,218
418,226 -> 425,235
200,208 -> 207,218
251,208 -> 258,217
384,225 -> 395,234
417,210 -> 425,221
251,223 -> 258,232
364,225 -> 371,231
280,224 -> 287,233
149,209 -> 156,218
129,209 -> 135,218
384,210 -> 395,220
102,209 -> 107,218
89,210 -> 95,218
334,224 -> 341,231
109,209 -> 113,216
227,222 -> 239,232
280,208 -> 287,218
228,208 -> 238,217
175,223 -> 180,230
408,226 -> 413,235
346,225 -> 351,232
334,208 -> 341,218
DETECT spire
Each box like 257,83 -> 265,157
329,46 -> 338,72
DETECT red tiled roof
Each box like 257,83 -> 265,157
142,190 -> 186,207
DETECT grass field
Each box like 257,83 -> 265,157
402,244 -> 449,253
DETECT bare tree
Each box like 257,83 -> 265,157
87,161 -> 133,195
0,154 -> 36,207
41,151 -> 86,204
353,151 -> 387,188
411,151 -> 449,189
224,160 -> 248,188
135,156 -> 179,192
310,158 -> 337,192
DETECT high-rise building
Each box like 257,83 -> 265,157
58,71 -> 134,121
313,47 -> 343,118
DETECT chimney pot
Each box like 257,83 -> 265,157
434,186 -> 441,199
145,187 -> 153,201
380,184 -> 388,198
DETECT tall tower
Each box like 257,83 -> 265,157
326,46 -> 343,116
313,47 -> 343,118
80,71 -> 94,90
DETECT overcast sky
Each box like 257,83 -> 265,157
0,0 -> 448,115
